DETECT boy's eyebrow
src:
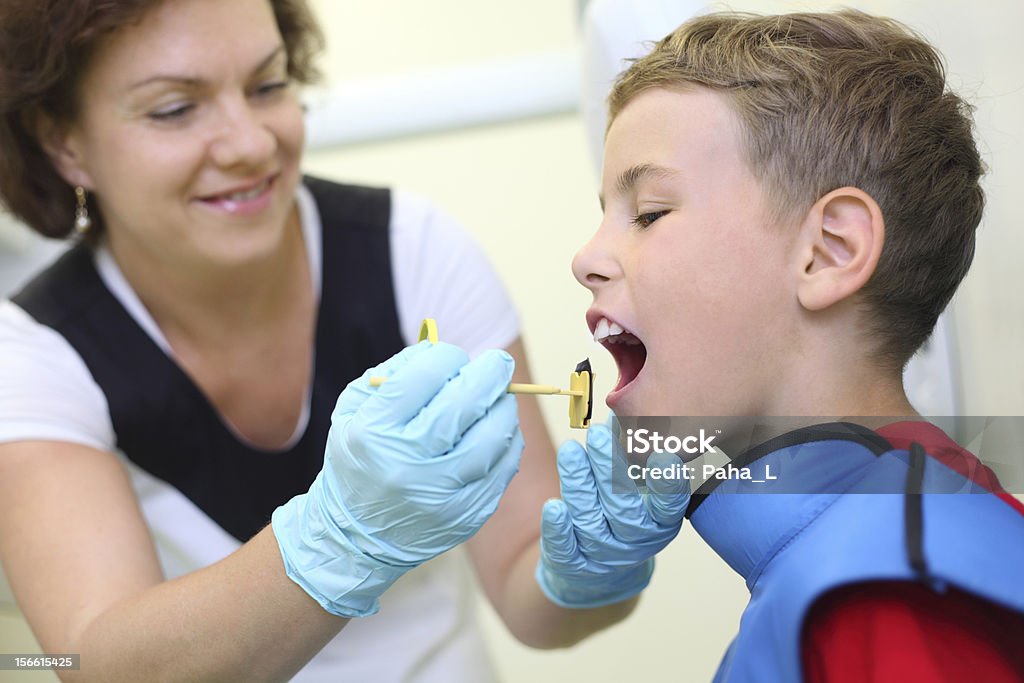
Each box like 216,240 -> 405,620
123,45 -> 286,93
599,163 -> 680,210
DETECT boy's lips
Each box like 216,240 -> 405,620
586,309 -> 648,403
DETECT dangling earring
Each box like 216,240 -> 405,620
74,186 -> 92,235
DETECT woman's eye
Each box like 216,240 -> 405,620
631,210 -> 669,230
148,103 -> 194,121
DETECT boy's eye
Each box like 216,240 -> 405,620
631,210 -> 669,230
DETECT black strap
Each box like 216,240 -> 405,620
905,442 -> 930,581
686,421 -> 893,519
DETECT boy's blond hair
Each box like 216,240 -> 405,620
609,10 -> 984,371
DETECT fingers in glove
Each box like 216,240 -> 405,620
585,424 -> 651,541
334,340 -> 435,416
556,438 -> 608,537
643,451 -> 691,527
361,342 -> 469,427
540,498 -> 579,566
439,419 -> 523,533
404,349 -> 516,454
445,392 -> 523,484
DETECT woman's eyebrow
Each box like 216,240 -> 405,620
123,44 -> 285,93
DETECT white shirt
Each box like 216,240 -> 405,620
0,183 -> 519,682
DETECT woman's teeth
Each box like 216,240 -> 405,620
221,179 -> 270,201
593,317 -> 642,345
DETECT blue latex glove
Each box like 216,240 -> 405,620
272,340 -> 524,618
536,422 -> 690,608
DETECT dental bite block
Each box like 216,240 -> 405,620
368,319 -> 594,429
568,358 -> 594,429
506,357 -> 593,429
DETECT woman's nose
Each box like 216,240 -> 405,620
209,101 -> 276,169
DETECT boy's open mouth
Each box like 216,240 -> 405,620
592,316 -> 648,393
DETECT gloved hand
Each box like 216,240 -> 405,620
536,422 -> 689,608
272,340 -> 524,618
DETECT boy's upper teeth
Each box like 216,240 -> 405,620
594,317 -> 636,343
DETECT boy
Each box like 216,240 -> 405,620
534,10 -> 1024,682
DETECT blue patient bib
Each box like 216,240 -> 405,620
686,424 -> 1024,683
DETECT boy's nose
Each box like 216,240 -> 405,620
571,227 -> 621,291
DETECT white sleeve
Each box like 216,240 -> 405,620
389,190 -> 520,358
0,300 -> 116,451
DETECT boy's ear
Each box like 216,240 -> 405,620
795,187 -> 884,311
33,112 -> 94,189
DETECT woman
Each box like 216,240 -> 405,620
0,0 -> 640,680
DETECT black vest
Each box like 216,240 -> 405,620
13,178 -> 406,541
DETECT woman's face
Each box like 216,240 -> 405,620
57,0 -> 305,269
